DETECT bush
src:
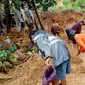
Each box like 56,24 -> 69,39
62,0 -> 70,5
48,0 -> 85,12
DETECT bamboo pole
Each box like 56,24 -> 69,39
31,0 -> 44,30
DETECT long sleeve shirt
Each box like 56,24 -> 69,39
71,23 -> 82,34
34,30 -> 70,67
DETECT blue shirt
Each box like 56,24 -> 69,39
28,10 -> 34,23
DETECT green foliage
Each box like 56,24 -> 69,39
0,45 -> 19,73
25,49 -> 35,56
0,50 -> 7,62
62,0 -> 70,5
8,54 -> 18,63
36,0 -> 56,11
0,0 -> 4,9
76,0 -> 85,6
48,0 -> 85,12
12,0 -> 21,8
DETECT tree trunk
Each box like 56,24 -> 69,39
4,0 -> 10,33
31,0 -> 44,30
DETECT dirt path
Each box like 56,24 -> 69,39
0,12 -> 85,85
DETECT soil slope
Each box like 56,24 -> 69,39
0,12 -> 85,85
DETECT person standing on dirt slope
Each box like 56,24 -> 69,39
51,19 -> 60,36
27,5 -> 35,32
66,20 -> 85,44
51,19 -> 60,29
20,4 -> 26,31
72,20 -> 85,34
29,30 -> 70,85
14,7 -> 24,32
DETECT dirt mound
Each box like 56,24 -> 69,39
0,12 -> 85,85
41,11 -> 85,31
0,54 -> 45,85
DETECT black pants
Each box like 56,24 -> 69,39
21,22 -> 25,30
28,23 -> 34,32
66,29 -> 76,44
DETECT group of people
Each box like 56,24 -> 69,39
0,4 -> 35,41
28,19 -> 85,85
29,27 -> 70,85
66,20 -> 85,53
1,4 -> 85,84
14,4 -> 35,32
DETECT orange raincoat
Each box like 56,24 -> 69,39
75,34 -> 85,52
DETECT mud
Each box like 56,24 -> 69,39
0,12 -> 85,85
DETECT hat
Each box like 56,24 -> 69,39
80,20 -> 85,25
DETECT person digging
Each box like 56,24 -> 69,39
66,20 -> 85,44
70,33 -> 85,55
